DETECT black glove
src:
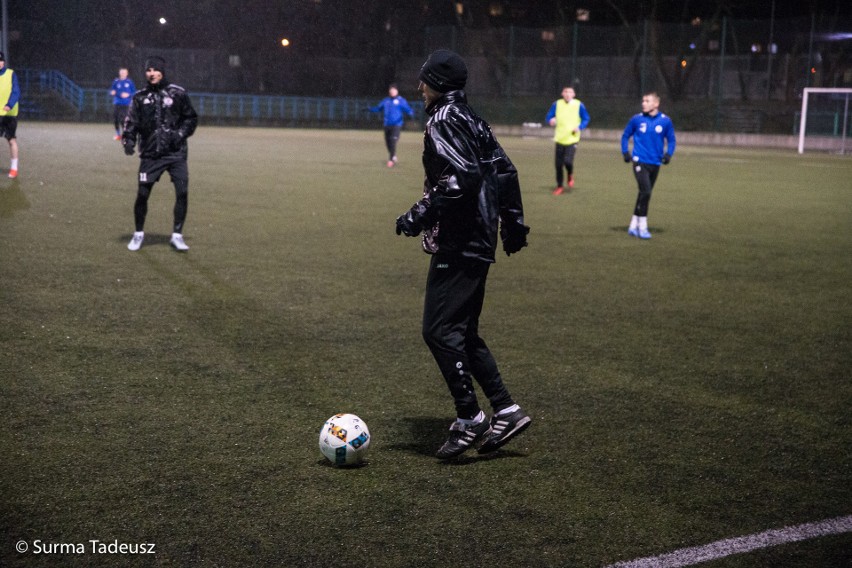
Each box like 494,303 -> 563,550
661,153 -> 671,165
623,151 -> 631,163
123,140 -> 135,156
395,215 -> 417,237
501,224 -> 530,256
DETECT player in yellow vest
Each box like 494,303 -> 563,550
545,87 -> 589,195
0,52 -> 20,178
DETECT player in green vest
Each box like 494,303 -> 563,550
0,52 -> 20,178
545,87 -> 590,195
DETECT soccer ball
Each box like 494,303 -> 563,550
319,413 -> 371,466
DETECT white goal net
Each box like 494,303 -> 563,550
797,88 -> 852,154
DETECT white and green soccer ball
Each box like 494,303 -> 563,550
319,413 -> 371,466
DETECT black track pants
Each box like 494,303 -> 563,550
632,162 -> 660,217
554,142 -> 577,186
384,125 -> 401,160
421,255 -> 515,419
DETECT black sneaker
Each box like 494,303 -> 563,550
436,419 -> 492,459
478,408 -> 531,453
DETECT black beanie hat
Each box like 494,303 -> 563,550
145,56 -> 165,73
419,49 -> 467,93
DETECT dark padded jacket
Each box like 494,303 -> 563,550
399,90 -> 528,263
123,80 -> 198,160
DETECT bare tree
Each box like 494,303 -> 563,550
656,3 -> 724,100
605,0 -> 725,100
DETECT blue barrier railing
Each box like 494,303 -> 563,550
79,89 -> 425,123
186,92 -> 424,123
17,69 -> 84,111
19,68 -> 425,124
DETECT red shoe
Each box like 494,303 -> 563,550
387,160 -> 394,168
8,169 -> 17,179
552,186 -> 564,196
113,135 -> 121,141
568,175 -> 574,188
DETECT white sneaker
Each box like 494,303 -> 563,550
170,233 -> 189,251
128,231 -> 144,251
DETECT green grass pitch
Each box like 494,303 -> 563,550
1,122 -> 850,567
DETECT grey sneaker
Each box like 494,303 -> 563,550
170,233 -> 189,251
436,418 -> 492,459
478,408 -> 531,453
128,231 -> 144,251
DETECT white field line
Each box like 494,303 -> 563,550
606,515 -> 852,568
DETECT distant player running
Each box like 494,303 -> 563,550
0,52 -> 20,178
545,86 -> 590,195
620,92 -> 676,239
109,67 -> 136,141
368,83 -> 414,168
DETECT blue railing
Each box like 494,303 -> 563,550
81,89 -> 424,123
17,69 -> 84,111
19,68 -> 424,124
188,92 -> 423,123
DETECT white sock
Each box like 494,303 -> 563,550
134,231 -> 144,237
10,158 -> 18,170
629,215 -> 639,230
457,410 -> 486,426
496,404 -> 520,417
638,216 -> 648,231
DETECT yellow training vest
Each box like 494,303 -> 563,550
553,98 -> 582,145
0,70 -> 19,117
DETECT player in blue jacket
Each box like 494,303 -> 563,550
109,68 -> 136,140
368,84 -> 414,167
620,92 -> 676,239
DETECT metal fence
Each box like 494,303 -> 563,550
418,17 -> 847,102
20,15 -> 843,104
18,68 -> 425,127
12,12 -> 851,135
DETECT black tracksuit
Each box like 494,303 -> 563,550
397,90 -> 529,420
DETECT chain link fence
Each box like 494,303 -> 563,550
15,15 -> 851,132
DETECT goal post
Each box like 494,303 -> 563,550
798,88 -> 852,154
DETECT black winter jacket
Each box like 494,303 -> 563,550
123,80 -> 198,160
399,90 -> 528,263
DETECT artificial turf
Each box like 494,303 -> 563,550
1,123 -> 850,567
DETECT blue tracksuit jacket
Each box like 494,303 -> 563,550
110,77 -> 136,106
369,96 -> 413,127
621,111 -> 676,166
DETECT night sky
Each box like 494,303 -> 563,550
8,0 -> 848,58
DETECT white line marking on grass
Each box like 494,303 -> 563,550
606,515 -> 852,568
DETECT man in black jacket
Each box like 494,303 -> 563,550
123,56 -> 198,252
396,49 -> 531,459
